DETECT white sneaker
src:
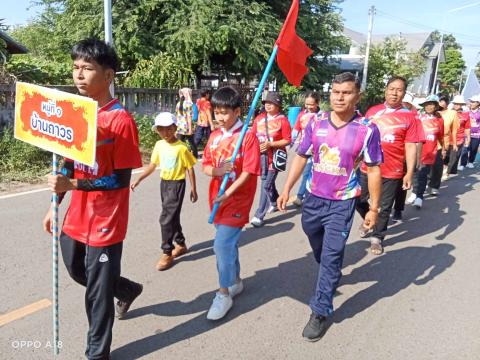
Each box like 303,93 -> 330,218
441,174 -> 449,181
228,280 -> 244,298
406,193 -> 417,204
458,165 -> 465,171
467,162 -> 475,169
250,217 -> 264,227
430,188 -> 439,196
413,198 -> 423,208
206,292 -> 233,320
267,205 -> 278,214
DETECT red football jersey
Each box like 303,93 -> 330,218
362,104 -> 421,179
418,113 -> 444,165
202,121 -> 260,227
62,99 -> 143,247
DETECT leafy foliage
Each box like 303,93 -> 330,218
125,53 -> 195,88
7,0 -> 346,88
361,36 -> 426,110
0,127 -> 51,183
434,33 -> 466,95
6,54 -> 71,85
279,83 -> 304,109
134,114 -> 158,154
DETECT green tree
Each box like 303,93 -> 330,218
124,53 -> 195,88
431,32 -> 465,94
362,36 -> 426,110
8,0 -> 346,88
438,48 -> 466,94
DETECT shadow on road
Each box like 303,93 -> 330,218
384,173 -> 477,248
112,240 -> 455,359
176,207 -> 301,264
334,243 -> 455,323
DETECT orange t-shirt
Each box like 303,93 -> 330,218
196,98 -> 212,127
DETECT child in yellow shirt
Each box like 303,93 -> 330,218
131,112 -> 198,270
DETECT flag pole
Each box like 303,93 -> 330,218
51,153 -> 60,355
208,45 -> 279,224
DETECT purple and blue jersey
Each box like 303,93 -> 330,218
297,112 -> 383,200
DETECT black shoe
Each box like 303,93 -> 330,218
116,283 -> 143,319
391,210 -> 402,221
302,312 -> 330,342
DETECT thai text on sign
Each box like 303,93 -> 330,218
15,82 -> 98,167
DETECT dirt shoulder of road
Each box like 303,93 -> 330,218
0,179 -> 47,196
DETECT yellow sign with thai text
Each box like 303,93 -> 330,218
14,82 -> 97,167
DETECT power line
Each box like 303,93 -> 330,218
375,9 -> 480,42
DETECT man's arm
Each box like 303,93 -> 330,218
403,142 -> 417,189
48,168 -> 132,193
364,165 -> 381,229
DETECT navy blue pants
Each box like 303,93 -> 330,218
461,137 -> 480,166
301,194 -> 356,317
413,164 -> 431,199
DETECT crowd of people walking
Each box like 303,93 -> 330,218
43,39 -> 479,359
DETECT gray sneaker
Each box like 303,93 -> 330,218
228,280 -> 244,298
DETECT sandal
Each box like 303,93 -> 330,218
370,238 -> 383,256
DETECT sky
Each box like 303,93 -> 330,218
3,0 -> 480,68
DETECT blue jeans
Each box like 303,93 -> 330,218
301,194 -> 356,317
213,225 -> 242,288
297,157 -> 313,199
254,154 -> 279,220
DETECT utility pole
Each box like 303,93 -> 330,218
361,5 -> 375,92
104,0 -> 114,96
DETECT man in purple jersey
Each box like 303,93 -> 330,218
278,72 -> 383,342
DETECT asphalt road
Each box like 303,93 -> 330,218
1,161 -> 480,360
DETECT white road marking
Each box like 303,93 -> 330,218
0,167 -> 153,200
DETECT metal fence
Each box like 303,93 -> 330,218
0,84 -> 259,128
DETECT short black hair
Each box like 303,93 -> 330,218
200,89 -> 212,98
305,91 -> 320,103
439,95 -> 450,104
333,72 -> 361,90
211,86 -> 242,110
386,76 -> 408,90
71,38 -> 119,72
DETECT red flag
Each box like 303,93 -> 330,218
275,0 -> 313,87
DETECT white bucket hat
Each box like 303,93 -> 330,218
452,95 -> 466,104
469,94 -> 480,102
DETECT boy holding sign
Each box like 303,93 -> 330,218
42,38 -> 143,359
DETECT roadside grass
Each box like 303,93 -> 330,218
0,127 -> 51,184
0,114 -> 206,187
